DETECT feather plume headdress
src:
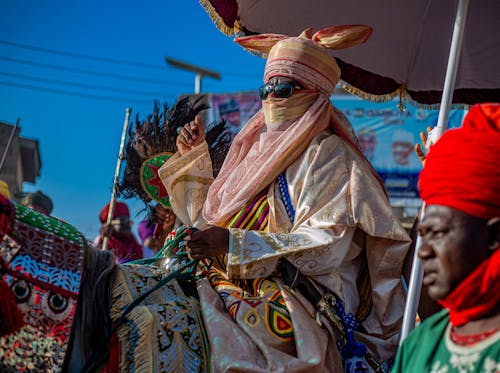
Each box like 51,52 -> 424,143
118,95 -> 230,211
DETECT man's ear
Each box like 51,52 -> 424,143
486,217 -> 500,250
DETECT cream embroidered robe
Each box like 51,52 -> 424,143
159,130 -> 411,372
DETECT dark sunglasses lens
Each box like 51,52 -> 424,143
258,85 -> 268,99
274,83 -> 294,98
259,83 -> 297,99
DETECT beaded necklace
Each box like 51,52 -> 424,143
277,172 -> 295,223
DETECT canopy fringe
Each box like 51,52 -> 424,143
339,81 -> 400,104
199,0 -> 235,36
340,81 -> 470,111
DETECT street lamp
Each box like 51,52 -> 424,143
165,57 -> 221,94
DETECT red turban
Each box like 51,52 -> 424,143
419,103 -> 500,220
99,201 -> 130,223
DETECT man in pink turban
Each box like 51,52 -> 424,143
160,26 -> 410,372
393,103 -> 500,372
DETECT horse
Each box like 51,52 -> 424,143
0,194 -> 209,372
0,194 -> 438,372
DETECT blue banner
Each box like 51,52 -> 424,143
333,95 -> 465,202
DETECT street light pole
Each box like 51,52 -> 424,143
165,57 -> 221,94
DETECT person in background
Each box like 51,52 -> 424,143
150,203 -> 177,246
392,103 -> 500,372
94,201 -> 143,264
137,203 -> 177,256
20,190 -> 53,215
138,219 -> 156,258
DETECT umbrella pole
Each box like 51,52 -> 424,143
101,107 -> 131,251
400,0 -> 470,343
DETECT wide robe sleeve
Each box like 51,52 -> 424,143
158,142 -> 213,228
228,133 -> 409,278
226,132 -> 411,361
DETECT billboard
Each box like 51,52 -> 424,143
205,92 -> 262,135
333,94 -> 465,205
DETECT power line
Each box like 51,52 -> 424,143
0,38 -> 261,79
0,39 -> 167,70
0,71 -> 175,97
0,62 -> 259,94
0,56 -> 193,87
0,81 -> 175,105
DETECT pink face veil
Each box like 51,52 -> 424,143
203,25 -> 379,225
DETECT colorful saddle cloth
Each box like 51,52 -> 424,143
205,189 -> 296,355
0,195 -> 85,372
109,264 -> 210,372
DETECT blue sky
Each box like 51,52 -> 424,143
0,1 -> 265,239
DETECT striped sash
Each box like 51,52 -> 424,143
226,189 -> 269,230
206,188 -> 295,347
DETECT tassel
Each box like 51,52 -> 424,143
344,355 -> 370,372
0,279 -> 25,337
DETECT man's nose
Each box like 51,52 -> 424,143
417,238 -> 435,260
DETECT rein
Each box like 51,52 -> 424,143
80,226 -> 208,373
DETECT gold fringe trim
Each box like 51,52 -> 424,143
116,306 -> 154,373
339,81 -> 400,104
339,81 -> 471,111
199,0 -> 235,36
233,19 -> 244,35
111,269 -> 155,372
110,269 -> 133,320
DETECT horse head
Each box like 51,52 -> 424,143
0,194 -> 94,371
1,194 -> 209,372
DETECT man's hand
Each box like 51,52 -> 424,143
415,126 -> 433,166
185,226 -> 229,260
176,115 -> 206,156
99,223 -> 113,239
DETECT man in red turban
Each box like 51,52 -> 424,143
94,201 -> 143,264
393,103 -> 500,372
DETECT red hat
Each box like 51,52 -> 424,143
419,103 -> 500,219
99,201 -> 130,223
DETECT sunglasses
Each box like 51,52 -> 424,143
258,82 -> 302,100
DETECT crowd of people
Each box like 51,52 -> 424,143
0,24 -> 498,373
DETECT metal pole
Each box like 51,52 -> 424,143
0,118 -> 20,175
101,107 -> 131,251
195,73 -> 202,94
165,57 -> 220,94
400,0 -> 470,342
400,206 -> 425,340
432,0 -> 470,141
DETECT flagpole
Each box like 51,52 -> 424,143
101,107 -> 131,251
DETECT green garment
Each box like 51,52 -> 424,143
393,310 -> 500,373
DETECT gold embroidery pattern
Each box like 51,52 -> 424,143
111,265 -> 210,372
